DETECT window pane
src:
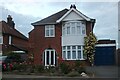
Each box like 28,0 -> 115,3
72,27 -> 75,34
46,30 -> 49,36
72,51 -> 76,59
67,46 -> 70,50
78,51 -> 81,59
62,51 -> 66,59
9,36 -> 12,45
67,51 -> 71,59
51,51 -> 54,65
46,51 -> 49,65
78,46 -> 81,49
72,46 -> 76,49
71,22 -> 75,34
82,26 -> 85,34
63,27 -> 65,35
67,27 -> 70,34
50,29 -> 54,36
76,22 -> 80,26
77,26 -> 81,34
0,37 -> 2,44
63,46 -> 66,50
46,26 -> 49,29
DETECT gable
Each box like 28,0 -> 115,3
56,8 -> 91,23
0,21 -> 28,40
62,11 -> 84,21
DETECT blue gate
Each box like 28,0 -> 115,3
94,46 -> 115,66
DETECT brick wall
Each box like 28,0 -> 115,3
30,21 -> 93,65
30,23 -> 62,65
2,34 -> 28,54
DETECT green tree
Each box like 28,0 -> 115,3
83,32 -> 97,66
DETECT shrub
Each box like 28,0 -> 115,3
74,61 -> 86,74
76,66 -> 86,74
59,62 -> 71,74
34,65 -> 44,73
46,66 -> 56,73
67,70 -> 80,77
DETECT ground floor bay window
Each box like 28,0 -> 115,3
62,45 -> 84,60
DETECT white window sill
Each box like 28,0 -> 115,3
63,58 -> 86,61
45,36 -> 55,38
61,34 -> 86,37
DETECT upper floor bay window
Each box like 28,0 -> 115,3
62,21 -> 86,36
45,25 -> 55,37
0,36 -> 3,44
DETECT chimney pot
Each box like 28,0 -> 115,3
70,4 -> 76,9
7,15 -> 15,29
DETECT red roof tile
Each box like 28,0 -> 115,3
0,21 -> 28,40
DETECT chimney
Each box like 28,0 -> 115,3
70,4 -> 76,9
7,15 -> 15,29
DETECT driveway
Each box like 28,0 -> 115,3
85,66 -> 119,78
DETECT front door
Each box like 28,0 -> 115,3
44,49 -> 56,66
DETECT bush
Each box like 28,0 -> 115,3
45,66 -> 56,73
34,65 -> 44,73
67,70 -> 80,77
13,63 -> 27,72
59,62 -> 71,74
76,66 -> 86,74
74,61 -> 86,74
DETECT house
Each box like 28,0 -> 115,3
0,15 -> 28,56
95,39 -> 116,66
29,5 -> 96,66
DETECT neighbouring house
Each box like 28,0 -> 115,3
0,15 -> 28,58
95,40 -> 116,66
29,5 -> 96,66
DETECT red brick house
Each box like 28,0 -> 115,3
29,5 -> 96,66
0,15 -> 28,55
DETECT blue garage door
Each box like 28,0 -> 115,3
94,46 -> 115,66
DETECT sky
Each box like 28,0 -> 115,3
0,0 -> 119,48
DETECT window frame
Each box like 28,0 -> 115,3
45,25 -> 55,37
62,21 -> 86,36
62,45 -> 84,60
9,36 -> 12,45
0,36 -> 3,44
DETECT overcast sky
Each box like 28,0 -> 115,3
0,1 -> 119,47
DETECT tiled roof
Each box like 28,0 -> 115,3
31,9 -> 69,26
0,21 -> 28,40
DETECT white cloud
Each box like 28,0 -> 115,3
0,1 -> 118,47
0,6 -> 40,37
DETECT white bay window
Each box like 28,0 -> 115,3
62,45 -> 84,60
62,21 -> 86,36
